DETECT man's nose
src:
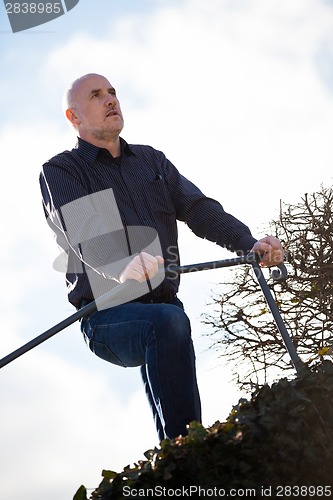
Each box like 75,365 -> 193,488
105,94 -> 116,107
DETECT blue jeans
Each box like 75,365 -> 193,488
80,297 -> 201,441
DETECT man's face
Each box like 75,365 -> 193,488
70,74 -> 124,143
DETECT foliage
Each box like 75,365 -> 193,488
202,185 -> 333,389
74,360 -> 333,499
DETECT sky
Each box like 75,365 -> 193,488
1,0 -> 333,498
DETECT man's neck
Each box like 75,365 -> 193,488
103,139 -> 121,158
79,133 -> 121,157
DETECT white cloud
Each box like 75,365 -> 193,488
0,349 -> 157,499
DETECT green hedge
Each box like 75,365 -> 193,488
74,360 -> 333,499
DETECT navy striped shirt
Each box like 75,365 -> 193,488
39,137 -> 257,308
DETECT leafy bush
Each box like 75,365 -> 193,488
74,360 -> 333,499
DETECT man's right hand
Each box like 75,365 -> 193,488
118,252 -> 164,283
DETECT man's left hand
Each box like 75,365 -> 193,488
251,235 -> 285,267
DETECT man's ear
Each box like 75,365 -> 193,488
66,108 -> 80,125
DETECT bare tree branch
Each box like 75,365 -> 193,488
202,185 -> 333,390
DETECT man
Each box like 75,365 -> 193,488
40,73 -> 284,441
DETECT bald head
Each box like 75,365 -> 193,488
62,73 -> 124,153
63,73 -> 105,114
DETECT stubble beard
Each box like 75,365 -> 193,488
90,119 -> 124,143
91,129 -> 117,142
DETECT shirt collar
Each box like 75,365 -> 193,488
74,136 -> 135,166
